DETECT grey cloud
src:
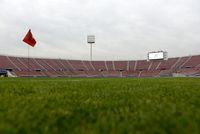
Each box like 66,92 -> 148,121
0,0 -> 200,60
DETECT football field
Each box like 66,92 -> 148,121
0,78 -> 200,134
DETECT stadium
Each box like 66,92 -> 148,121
1,0 -> 200,134
0,52 -> 200,78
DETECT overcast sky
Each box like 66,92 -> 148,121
0,0 -> 200,60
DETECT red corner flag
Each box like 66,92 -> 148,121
23,29 -> 36,47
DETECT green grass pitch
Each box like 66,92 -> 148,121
0,77 -> 200,134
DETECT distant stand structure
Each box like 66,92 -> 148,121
87,35 -> 95,61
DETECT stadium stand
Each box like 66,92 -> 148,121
105,61 -> 115,71
91,61 -> 107,71
136,60 -> 151,71
82,61 -> 95,71
0,55 -> 200,77
127,61 -> 136,71
113,61 -> 128,71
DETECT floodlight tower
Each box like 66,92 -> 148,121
87,35 -> 95,61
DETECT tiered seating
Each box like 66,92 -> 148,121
127,61 -> 135,71
181,55 -> 200,68
35,59 -> 54,70
19,57 -> 42,71
91,61 -> 107,71
105,61 -> 114,71
1,55 -> 200,77
176,68 -> 199,75
82,61 -> 95,71
126,71 -> 139,77
59,59 -> 74,71
158,58 -> 178,70
102,71 -> 120,77
140,70 -> 161,77
0,56 -> 17,70
68,60 -> 86,71
14,71 -> 45,77
44,59 -> 62,71
34,59 -> 60,76
86,71 -> 102,77
9,57 -> 29,71
159,70 -> 173,77
136,60 -> 151,71
114,61 -> 128,71
45,59 -> 68,76
54,59 -> 76,76
148,61 -> 161,71
172,57 -> 190,69
71,71 -> 87,77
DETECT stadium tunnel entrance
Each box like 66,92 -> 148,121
0,69 -> 8,77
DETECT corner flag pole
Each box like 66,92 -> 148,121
28,45 -> 30,72
23,29 -> 37,74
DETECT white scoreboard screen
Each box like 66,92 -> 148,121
148,52 -> 164,60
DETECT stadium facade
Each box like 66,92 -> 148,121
0,54 -> 200,77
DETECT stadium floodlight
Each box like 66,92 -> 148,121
87,35 -> 95,43
87,35 -> 95,61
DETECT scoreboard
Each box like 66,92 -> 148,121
148,51 -> 168,61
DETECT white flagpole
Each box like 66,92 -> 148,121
28,45 -> 30,73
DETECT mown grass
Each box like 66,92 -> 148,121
0,77 -> 200,134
